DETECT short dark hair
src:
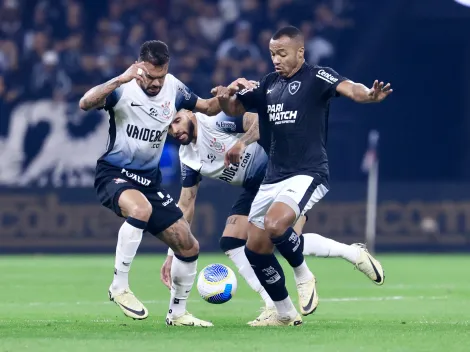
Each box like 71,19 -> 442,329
272,26 -> 303,41
139,40 -> 170,66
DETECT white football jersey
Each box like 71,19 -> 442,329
179,112 -> 268,188
99,74 -> 198,172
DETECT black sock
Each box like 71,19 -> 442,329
219,237 -> 247,252
271,227 -> 304,268
244,247 -> 288,301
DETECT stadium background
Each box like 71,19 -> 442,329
1,0 -> 470,254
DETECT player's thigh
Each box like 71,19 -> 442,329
273,174 -> 328,221
222,215 -> 249,240
144,188 -> 198,256
118,189 -> 153,220
144,188 -> 184,237
95,175 -> 151,220
247,183 -> 279,230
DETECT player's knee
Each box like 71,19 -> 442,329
264,215 -> 289,237
127,201 -> 152,221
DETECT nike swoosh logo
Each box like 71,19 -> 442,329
122,262 -> 131,266
116,302 -> 147,317
302,289 -> 316,314
368,257 -> 383,283
131,102 -> 143,107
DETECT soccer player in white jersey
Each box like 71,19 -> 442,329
79,40 -> 221,327
159,109 -> 386,325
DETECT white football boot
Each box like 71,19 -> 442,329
296,275 -> 319,316
247,306 -> 277,325
166,312 -> 213,327
108,287 -> 149,320
249,312 -> 303,327
352,243 -> 385,285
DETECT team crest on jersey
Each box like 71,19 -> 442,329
288,81 -> 301,95
161,101 -> 172,120
209,138 -> 225,153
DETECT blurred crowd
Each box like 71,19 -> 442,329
0,0 -> 355,109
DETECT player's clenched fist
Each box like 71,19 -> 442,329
211,78 -> 258,100
118,62 -> 150,85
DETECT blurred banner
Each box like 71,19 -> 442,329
1,181 -> 470,253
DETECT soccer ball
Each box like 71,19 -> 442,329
197,263 -> 237,304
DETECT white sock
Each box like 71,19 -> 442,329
226,246 -> 275,309
168,256 -> 197,319
302,233 -> 360,264
293,260 -> 314,285
273,296 -> 297,320
111,220 -> 144,293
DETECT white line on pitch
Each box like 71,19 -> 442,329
0,295 -> 449,308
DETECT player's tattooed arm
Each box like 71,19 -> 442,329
79,62 -> 149,111
223,113 -> 259,167
78,77 -> 122,111
240,112 -> 260,146
337,80 -> 393,103
194,97 -> 222,116
177,184 -> 200,226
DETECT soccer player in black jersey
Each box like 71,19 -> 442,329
212,26 -> 392,326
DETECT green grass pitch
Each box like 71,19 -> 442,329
0,254 -> 469,352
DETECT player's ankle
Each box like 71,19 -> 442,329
293,261 -> 314,285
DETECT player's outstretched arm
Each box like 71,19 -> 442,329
78,62 -> 149,111
177,184 -> 200,226
224,113 -> 259,167
194,97 -> 221,116
336,80 -> 393,104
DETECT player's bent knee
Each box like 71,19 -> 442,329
126,201 -> 152,221
264,215 -> 289,237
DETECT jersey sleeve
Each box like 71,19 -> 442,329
213,112 -> 245,133
315,67 -> 347,100
174,78 -> 199,111
181,163 -> 202,188
236,76 -> 266,112
103,86 -> 123,110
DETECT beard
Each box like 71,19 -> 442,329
179,119 -> 195,145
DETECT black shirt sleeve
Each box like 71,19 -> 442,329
181,163 -> 202,188
175,80 -> 199,111
315,67 -> 347,100
236,76 -> 267,112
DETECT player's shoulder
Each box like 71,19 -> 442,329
195,111 -> 224,134
194,111 -> 211,128
309,64 -> 342,84
263,71 -> 279,87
